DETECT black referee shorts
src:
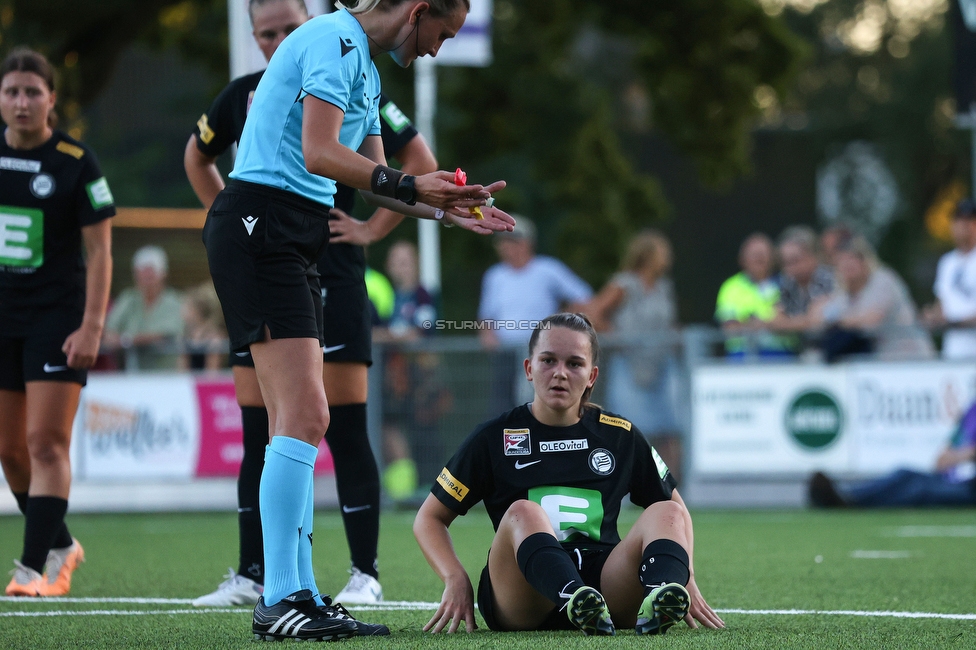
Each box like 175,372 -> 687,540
0,306 -> 87,390
227,279 -> 372,368
477,541 -> 615,631
203,180 -> 329,352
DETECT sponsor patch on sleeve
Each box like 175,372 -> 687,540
599,414 -> 632,431
196,114 -> 216,145
651,447 -> 670,480
436,467 -> 468,502
86,177 -> 114,210
380,101 -> 412,133
55,141 -> 85,159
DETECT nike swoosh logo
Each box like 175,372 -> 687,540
342,504 -> 371,513
242,215 -> 258,235
43,363 -> 69,373
514,460 -> 541,470
323,344 -> 346,354
235,351 -> 251,357
557,580 -> 577,600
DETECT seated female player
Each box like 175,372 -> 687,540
413,313 -> 725,635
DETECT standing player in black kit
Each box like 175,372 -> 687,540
0,48 -> 114,597
414,314 -> 725,636
184,0 -> 436,610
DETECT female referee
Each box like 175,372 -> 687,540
186,0 -> 438,618
202,0 -> 513,641
414,313 -> 725,635
0,48 -> 113,597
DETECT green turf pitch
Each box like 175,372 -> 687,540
1,507 -> 974,649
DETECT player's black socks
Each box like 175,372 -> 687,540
326,403 -> 380,579
21,496 -> 68,573
14,491 -> 73,551
516,532 -> 584,607
238,406 -> 268,584
639,539 -> 690,596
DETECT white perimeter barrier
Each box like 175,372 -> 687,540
692,360 -> 976,477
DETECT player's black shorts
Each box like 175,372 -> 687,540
203,180 -> 329,352
228,280 -> 372,368
321,280 -> 372,365
477,541 -> 616,632
0,306 -> 87,390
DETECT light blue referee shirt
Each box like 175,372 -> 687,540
230,9 -> 381,207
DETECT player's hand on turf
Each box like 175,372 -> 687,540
424,574 -> 477,634
445,205 -> 516,235
328,208 -> 375,245
415,172 -> 506,210
684,575 -> 725,629
63,322 -> 103,369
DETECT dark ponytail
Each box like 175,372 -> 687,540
527,313 -> 601,418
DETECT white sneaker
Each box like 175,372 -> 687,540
192,569 -> 263,607
334,567 -> 382,605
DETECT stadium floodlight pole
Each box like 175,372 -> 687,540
415,56 -> 442,295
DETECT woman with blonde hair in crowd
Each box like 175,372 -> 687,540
586,230 -> 682,475
816,235 -> 934,361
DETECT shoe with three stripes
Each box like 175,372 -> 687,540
252,589 -> 358,642
319,595 -> 390,636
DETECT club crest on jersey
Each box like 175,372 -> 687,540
503,429 -> 531,456
588,448 -> 615,476
30,173 -> 55,199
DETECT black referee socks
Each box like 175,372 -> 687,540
639,538 -> 690,596
516,532 -> 584,607
21,496 -> 69,574
238,406 -> 268,584
325,403 -> 380,579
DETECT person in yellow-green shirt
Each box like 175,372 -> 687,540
714,233 -> 793,357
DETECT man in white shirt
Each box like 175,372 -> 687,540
478,217 -> 592,407
923,199 -> 976,359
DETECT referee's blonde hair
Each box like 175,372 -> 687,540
337,0 -> 470,16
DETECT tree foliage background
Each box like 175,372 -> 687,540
0,0 -> 966,318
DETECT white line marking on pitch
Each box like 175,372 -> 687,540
887,526 -> 976,538
1,603 -> 975,621
849,550 -> 912,559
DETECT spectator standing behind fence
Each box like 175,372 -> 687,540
103,246 -> 183,370
374,241 -> 448,502
178,282 -> 227,371
815,235 -> 934,361
922,199 -> 976,359
586,230 -> 682,476
771,226 -> 834,336
714,233 -> 791,357
478,217 -> 593,409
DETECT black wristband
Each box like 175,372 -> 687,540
370,165 -> 404,199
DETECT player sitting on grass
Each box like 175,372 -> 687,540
413,313 -> 725,635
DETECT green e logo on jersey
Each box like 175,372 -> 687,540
528,486 -> 603,542
380,102 -> 412,133
0,206 -> 43,268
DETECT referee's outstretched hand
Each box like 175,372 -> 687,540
415,172 -> 505,210
445,205 -> 516,235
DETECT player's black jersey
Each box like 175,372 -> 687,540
319,95 -> 419,286
431,405 -> 677,546
0,130 -> 115,329
193,70 -> 263,159
193,77 -> 418,287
